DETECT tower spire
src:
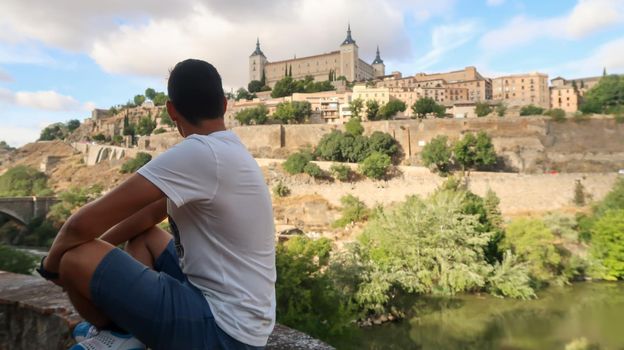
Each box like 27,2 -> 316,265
341,23 -> 356,46
251,37 -> 265,56
372,45 -> 384,64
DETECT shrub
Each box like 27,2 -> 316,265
333,194 -> 369,228
272,181 -> 291,197
546,108 -> 566,122
0,245 -> 38,275
519,105 -> 545,116
303,162 -> 323,178
330,163 -> 351,182
475,102 -> 492,117
379,100 -> 406,119
92,133 -> 106,142
590,209 -> 624,280
136,115 -> 157,136
48,185 -> 103,224
282,152 -> 313,174
593,178 -> 624,217
487,250 -> 535,299
453,132 -> 497,173
120,152 -> 152,173
573,180 -> 586,206
112,135 -> 124,145
345,118 -> 364,136
421,135 -> 452,173
496,103 -> 507,117
153,127 -> 166,135
358,152 -> 391,180
0,166 -> 52,196
367,131 -> 399,159
502,218 -> 562,284
276,236 -> 357,341
235,105 -> 269,125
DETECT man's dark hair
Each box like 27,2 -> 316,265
168,59 -> 226,124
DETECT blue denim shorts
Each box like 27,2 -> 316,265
90,240 -> 264,350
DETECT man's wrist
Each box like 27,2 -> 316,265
36,256 -> 60,280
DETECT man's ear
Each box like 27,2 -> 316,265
223,96 -> 228,113
166,100 -> 179,123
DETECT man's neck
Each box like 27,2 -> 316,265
181,119 -> 226,137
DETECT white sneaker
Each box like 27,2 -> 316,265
68,330 -> 145,350
72,321 -> 99,342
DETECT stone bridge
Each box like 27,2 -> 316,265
0,197 -> 57,225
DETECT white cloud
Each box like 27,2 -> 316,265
0,68 -> 11,82
0,88 -> 82,111
556,37 -> 624,77
0,125 -> 41,147
480,0 -> 624,52
0,0 -> 455,88
487,0 -> 505,6
413,21 -> 480,71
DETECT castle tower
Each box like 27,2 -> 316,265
339,24 -> 358,82
372,45 -> 385,78
249,38 -> 267,83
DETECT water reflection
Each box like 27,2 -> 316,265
339,283 -> 624,350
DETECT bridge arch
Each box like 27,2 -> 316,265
0,209 -> 27,226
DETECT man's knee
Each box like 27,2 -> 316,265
59,240 -> 114,291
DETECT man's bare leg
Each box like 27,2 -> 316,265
58,226 -> 172,328
125,226 -> 172,269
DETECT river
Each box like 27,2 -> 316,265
338,282 -> 624,350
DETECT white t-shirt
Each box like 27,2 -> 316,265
137,131 -> 276,346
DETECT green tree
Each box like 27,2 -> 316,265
160,109 -> 175,127
235,105 -> 269,125
379,99 -> 406,120
122,116 -> 136,137
345,118 -> 364,136
92,133 -> 106,142
248,80 -> 264,93
273,101 -> 312,124
0,245 -> 38,274
519,104 -> 545,116
271,76 -> 299,98
367,131 -> 399,159
349,98 -> 364,120
136,115 -> 157,136
358,152 -> 391,180
282,151 -> 313,174
236,88 -> 255,101
411,97 -> 445,119
365,100 -> 381,121
39,123 -> 66,141
580,75 -> 624,114
66,119 -> 81,133
593,178 -> 624,217
133,94 -> 146,106
315,131 -> 344,161
49,185 -> 103,224
590,209 -> 624,280
421,135 -> 452,173
475,102 -> 492,117
120,152 -> 152,173
152,92 -> 168,106
453,132 -> 497,174
145,88 -> 157,101
333,194 -> 369,228
0,166 -> 52,196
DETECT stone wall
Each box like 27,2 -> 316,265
0,272 -> 334,350
82,116 -> 624,173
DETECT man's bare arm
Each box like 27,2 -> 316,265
45,174 -> 165,273
100,198 -> 168,246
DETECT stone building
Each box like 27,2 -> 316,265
249,25 -> 385,86
492,72 -> 550,109
376,66 -> 491,102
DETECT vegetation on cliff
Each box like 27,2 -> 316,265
0,166 -> 52,197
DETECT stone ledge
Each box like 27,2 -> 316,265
0,271 -> 334,350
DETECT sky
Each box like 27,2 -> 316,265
0,0 -> 623,147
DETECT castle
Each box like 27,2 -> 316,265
249,25 -> 385,87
